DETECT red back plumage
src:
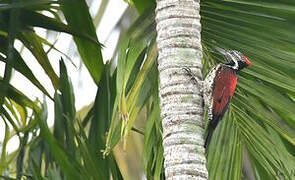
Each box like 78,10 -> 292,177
204,50 -> 250,150
212,66 -> 237,118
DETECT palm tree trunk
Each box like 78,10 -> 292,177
155,0 -> 208,179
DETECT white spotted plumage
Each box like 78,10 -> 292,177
202,64 -> 222,122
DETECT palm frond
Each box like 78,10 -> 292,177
201,0 -> 295,178
59,0 -> 104,85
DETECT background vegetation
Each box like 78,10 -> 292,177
0,0 -> 295,179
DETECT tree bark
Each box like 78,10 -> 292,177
155,0 -> 208,179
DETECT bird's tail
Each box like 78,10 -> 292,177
204,125 -> 214,152
204,115 -> 220,153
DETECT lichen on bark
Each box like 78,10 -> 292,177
155,0 -> 208,179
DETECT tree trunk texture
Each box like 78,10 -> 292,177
155,0 -> 208,179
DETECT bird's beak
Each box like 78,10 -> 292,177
215,47 -> 231,63
215,47 -> 227,56
215,47 -> 231,62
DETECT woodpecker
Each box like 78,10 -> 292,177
184,50 -> 251,150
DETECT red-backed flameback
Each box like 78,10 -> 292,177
184,49 -> 251,150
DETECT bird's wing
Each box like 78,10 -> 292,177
212,66 -> 237,120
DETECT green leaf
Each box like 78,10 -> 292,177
59,59 -> 75,120
59,0 -> 104,85
104,111 -> 121,156
108,154 -> 123,180
90,66 -> 122,179
37,105 -> 87,180
30,158 -> 44,180
0,0 -> 19,105
130,0 -> 156,14
18,31 -> 59,89
36,34 -> 76,67
27,136 -> 44,180
116,7 -> 155,130
233,104 -> 295,177
0,122 -> 10,175
93,0 -> 109,27
201,0 -> 295,177
238,78 -> 295,127
3,99 -> 20,125
222,0 -> 295,11
154,139 -> 164,180
234,94 -> 295,146
16,132 -> 29,179
0,0 -> 57,11
0,36 -> 52,98
11,100 -> 27,127
75,124 -> 105,179
53,92 -> 65,145
0,0 -> 56,11
123,41 -> 157,148
105,6 -> 157,155
0,106 -> 20,134
207,110 -> 242,180
0,79 -> 38,111
116,35 -> 146,142
59,59 -> 76,156
0,9 -> 103,45
104,97 -> 120,156
143,99 -> 163,180
46,163 -> 62,180
87,65 -> 115,179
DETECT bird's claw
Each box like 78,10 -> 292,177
182,67 -> 202,87
182,67 -> 193,74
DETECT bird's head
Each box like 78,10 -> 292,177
224,50 -> 251,71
